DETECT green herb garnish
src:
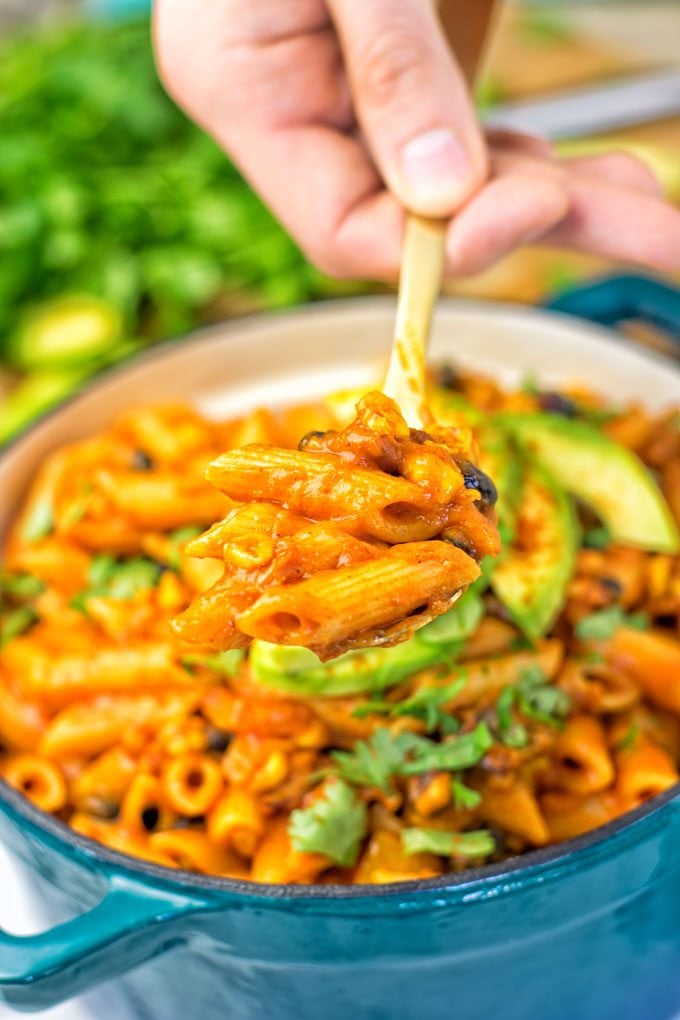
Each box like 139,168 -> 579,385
575,606 -> 649,642
516,666 -> 571,727
332,729 -> 423,794
0,606 -> 39,646
402,827 -> 495,859
399,724 -> 493,775
70,554 -> 163,611
288,780 -> 367,867
494,666 -> 571,744
352,675 -> 465,733
332,723 -> 492,792
451,777 -> 482,811
616,720 -> 639,752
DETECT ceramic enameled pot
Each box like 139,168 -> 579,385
1,295 -> 679,1020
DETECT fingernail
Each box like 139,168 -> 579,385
400,128 -> 471,210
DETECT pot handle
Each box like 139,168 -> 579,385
0,873 -> 215,1012
546,273 -> 680,342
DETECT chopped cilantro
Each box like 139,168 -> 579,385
496,685 -> 529,749
70,555 -> 163,611
0,606 -> 39,647
0,571 -> 44,601
494,666 -> 570,744
616,720 -> 639,752
332,729 -> 422,794
399,723 -> 493,775
352,675 -> 466,733
402,827 -> 495,859
516,666 -> 571,728
288,780 -> 367,867
575,606 -> 649,642
332,722 -> 491,791
451,777 -> 482,811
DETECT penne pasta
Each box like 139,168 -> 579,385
237,542 -> 480,655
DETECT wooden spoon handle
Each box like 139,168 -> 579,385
382,214 -> 447,428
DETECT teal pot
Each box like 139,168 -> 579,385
1,279 -> 679,1020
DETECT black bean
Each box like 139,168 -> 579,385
538,392 -> 577,418
436,363 -> 460,390
600,576 -> 623,597
206,727 -> 232,753
131,449 -> 155,471
460,460 -> 498,508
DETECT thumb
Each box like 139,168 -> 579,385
328,0 -> 488,216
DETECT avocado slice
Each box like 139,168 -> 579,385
8,295 -> 122,371
477,428 -> 523,543
249,635 -> 447,698
501,413 -> 679,555
491,461 -> 578,641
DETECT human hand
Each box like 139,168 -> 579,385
154,0 -> 680,279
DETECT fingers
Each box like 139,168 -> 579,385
545,177 -> 680,272
562,151 -> 662,196
327,0 -> 487,216
446,173 -> 568,276
485,128 -> 556,162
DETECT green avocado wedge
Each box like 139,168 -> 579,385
491,461 -> 578,641
249,636 -> 446,698
477,428 -> 523,543
500,413 -> 679,554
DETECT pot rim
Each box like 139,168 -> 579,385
2,294 -> 679,903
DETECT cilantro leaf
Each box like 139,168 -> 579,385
616,720 -> 639,752
575,606 -> 649,642
332,729 -> 422,793
351,676 -> 465,734
0,606 -> 39,647
451,777 -> 482,811
333,723 -> 492,791
71,555 -> 163,611
399,723 -> 493,775
494,666 -> 570,743
402,827 -> 495,859
288,780 -> 367,867
392,677 -> 465,732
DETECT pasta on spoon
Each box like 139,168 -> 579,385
173,217 -> 500,661
172,391 -> 500,660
